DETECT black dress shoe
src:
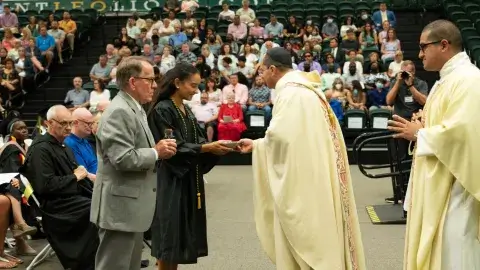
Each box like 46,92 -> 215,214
141,259 -> 150,268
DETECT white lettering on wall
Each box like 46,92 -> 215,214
130,0 -> 137,11
113,1 -> 125,12
144,0 -> 160,10
13,3 -> 29,13
35,2 -> 49,10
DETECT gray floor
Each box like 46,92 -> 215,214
16,166 -> 405,270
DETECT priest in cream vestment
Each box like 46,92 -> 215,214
388,20 -> 480,270
238,48 -> 366,270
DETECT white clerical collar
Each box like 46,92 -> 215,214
439,51 -> 471,79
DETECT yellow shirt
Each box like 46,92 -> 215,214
59,20 -> 77,34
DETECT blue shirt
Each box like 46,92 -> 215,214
64,133 -> 97,174
329,99 -> 344,122
36,34 -> 55,52
368,88 -> 388,107
169,32 -> 188,47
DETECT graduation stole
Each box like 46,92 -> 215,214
0,136 -> 26,163
0,137 -> 29,204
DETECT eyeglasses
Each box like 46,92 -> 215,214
134,76 -> 156,87
52,119 -> 73,127
78,119 -> 94,127
419,40 -> 443,52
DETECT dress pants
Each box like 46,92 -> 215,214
95,228 -> 144,270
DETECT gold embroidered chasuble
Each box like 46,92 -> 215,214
251,70 -> 366,270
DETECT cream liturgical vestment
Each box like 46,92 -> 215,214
404,52 -> 480,270
251,70 -> 366,270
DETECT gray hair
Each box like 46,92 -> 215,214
46,105 -> 67,120
115,56 -> 153,91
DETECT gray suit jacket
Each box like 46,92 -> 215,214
90,90 -> 157,233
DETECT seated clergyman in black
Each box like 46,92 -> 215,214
20,105 -> 98,270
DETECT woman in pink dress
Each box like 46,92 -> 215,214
217,93 -> 246,141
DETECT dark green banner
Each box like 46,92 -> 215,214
5,0 -> 272,13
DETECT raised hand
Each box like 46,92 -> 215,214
387,115 -> 423,141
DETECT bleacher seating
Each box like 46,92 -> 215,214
442,0 -> 480,66
3,0 -> 456,156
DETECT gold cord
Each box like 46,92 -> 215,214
171,99 -> 202,209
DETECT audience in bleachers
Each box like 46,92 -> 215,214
56,0 -> 427,153
217,92 -> 246,141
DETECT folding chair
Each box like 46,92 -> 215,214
18,175 -> 56,270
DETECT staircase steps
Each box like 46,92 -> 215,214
395,11 -> 442,88
18,20 -> 108,129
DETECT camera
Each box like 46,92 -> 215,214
401,71 -> 410,80
304,63 -> 311,72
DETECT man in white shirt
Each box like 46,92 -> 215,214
222,73 -> 249,111
126,17 -> 140,39
237,56 -> 254,81
191,92 -> 219,142
236,0 -> 256,25
218,3 -> 235,22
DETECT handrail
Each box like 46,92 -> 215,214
352,130 -> 390,163
353,131 -> 412,178
353,131 -> 412,209
356,134 -> 406,179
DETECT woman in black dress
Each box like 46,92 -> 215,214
147,63 -> 233,270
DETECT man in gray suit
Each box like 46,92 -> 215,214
91,56 -> 177,270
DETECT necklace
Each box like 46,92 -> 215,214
170,99 -> 202,209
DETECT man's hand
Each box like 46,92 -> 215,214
74,166 -> 88,181
203,141 -> 233,155
411,109 -> 423,122
237,138 -> 253,154
396,71 -> 403,81
388,115 -> 423,141
404,72 -> 414,86
10,178 -> 19,188
87,173 -> 96,182
155,139 -> 177,159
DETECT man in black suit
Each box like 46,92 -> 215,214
327,38 -> 345,66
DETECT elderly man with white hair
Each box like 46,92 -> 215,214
20,105 -> 99,270
64,108 -> 98,179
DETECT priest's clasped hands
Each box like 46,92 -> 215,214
388,114 -> 424,141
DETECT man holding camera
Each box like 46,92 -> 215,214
385,60 -> 428,203
386,60 -> 428,119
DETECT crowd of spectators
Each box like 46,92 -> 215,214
0,4 -> 80,121
65,0 -> 428,136
0,0 -> 436,267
